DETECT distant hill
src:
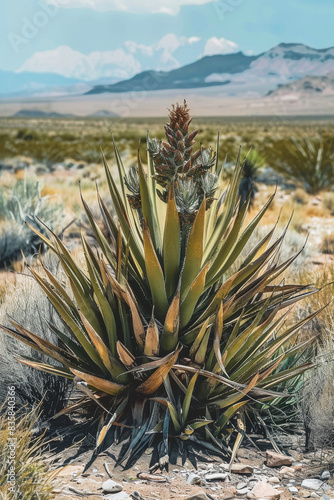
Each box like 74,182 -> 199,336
88,109 -> 119,117
13,110 -> 75,118
267,73 -> 334,99
85,43 -> 334,96
0,70 -> 82,97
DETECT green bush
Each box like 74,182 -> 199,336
0,177 -> 63,267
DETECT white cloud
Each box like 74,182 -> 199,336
203,37 -> 239,56
189,36 -> 201,45
125,34 -> 200,71
43,0 -> 216,15
16,33 -> 198,81
17,45 -> 141,81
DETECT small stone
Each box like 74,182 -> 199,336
310,494 -> 319,499
322,484 -> 331,492
266,450 -> 295,468
280,466 -> 295,475
131,492 -> 144,500
105,493 -> 130,500
173,469 -> 179,473
187,473 -> 201,485
301,479 -> 323,491
268,477 -> 280,484
248,481 -> 281,499
102,479 -> 123,493
205,473 -> 228,481
237,487 -> 250,495
237,482 -> 248,489
289,487 -> 299,493
231,464 -> 254,475
185,494 -> 210,500
321,471 -> 331,480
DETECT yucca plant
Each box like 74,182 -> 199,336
238,149 -> 265,208
269,136 -> 334,194
1,101 -> 322,469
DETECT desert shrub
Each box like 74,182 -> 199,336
292,188 -> 308,205
0,254 -> 72,418
0,177 -> 63,267
301,337 -> 334,450
2,102 -> 322,468
0,404 -> 57,499
321,232 -> 334,254
269,136 -> 334,194
323,192 -> 334,215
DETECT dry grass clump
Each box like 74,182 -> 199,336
294,263 -> 334,450
301,336 -> 334,450
0,254 -> 72,413
292,188 -> 309,205
320,232 -> 334,254
323,192 -> 334,215
0,404 -> 57,499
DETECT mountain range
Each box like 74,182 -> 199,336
1,43 -> 334,100
85,43 -> 334,96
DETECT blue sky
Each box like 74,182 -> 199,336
1,0 -> 334,80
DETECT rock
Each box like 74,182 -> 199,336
231,464 -> 254,475
322,484 -> 331,492
321,471 -> 331,480
301,479 -> 323,491
321,495 -> 331,500
105,493 -> 130,500
205,472 -> 228,481
185,494 -> 210,500
268,477 -> 280,484
187,473 -> 201,485
237,482 -> 249,489
248,481 -> 281,499
237,487 -> 250,495
102,479 -> 123,493
131,492 -> 144,500
289,486 -> 299,493
310,494 -> 319,499
266,450 -> 295,468
279,466 -> 295,475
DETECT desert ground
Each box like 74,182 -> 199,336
1,88 -> 334,118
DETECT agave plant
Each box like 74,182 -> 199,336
1,101 -> 322,469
